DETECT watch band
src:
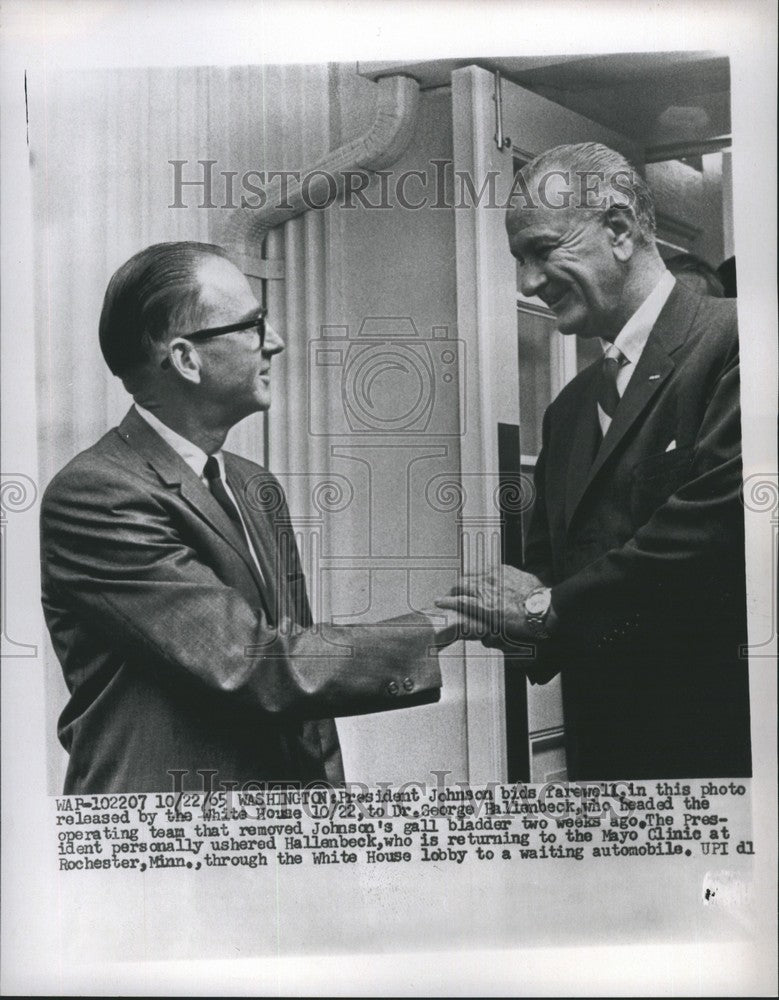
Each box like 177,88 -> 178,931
524,587 -> 552,639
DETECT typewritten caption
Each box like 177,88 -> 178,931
54,781 -> 755,872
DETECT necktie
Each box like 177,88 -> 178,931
203,455 -> 244,532
204,455 -> 269,602
597,345 -> 627,433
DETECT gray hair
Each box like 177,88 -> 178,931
511,142 -> 657,243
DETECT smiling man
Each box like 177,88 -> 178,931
439,143 -> 751,780
41,242 -> 460,793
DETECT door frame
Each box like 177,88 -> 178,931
452,65 -> 640,782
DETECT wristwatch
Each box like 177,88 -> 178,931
524,587 -> 553,639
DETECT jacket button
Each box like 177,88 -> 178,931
387,680 -> 399,695
402,677 -> 414,692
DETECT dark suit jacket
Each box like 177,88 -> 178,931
41,407 -> 441,793
524,283 -> 751,780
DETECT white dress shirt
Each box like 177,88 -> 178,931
134,404 -> 265,581
597,269 -> 676,435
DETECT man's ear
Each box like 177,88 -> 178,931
166,338 -> 202,384
604,205 -> 638,262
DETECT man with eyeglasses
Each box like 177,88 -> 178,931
41,241 -> 462,794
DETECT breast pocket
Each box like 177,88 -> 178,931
630,445 -> 694,525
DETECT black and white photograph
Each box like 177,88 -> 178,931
1,1 -> 776,994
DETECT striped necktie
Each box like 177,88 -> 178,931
597,344 -> 627,434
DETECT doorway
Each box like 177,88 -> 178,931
452,63 -> 732,782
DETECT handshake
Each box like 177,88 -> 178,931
423,564 -> 558,651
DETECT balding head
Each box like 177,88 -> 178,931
507,142 -> 656,243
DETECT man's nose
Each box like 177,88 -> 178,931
518,261 -> 547,299
262,320 -> 284,355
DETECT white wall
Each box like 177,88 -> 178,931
317,86 -> 467,784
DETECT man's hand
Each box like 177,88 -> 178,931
434,565 -> 549,648
420,607 -> 488,648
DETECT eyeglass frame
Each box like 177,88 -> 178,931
160,309 -> 267,370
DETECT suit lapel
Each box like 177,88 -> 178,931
564,282 -> 700,531
564,364 -> 602,529
116,408 -> 269,603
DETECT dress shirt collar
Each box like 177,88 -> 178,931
133,404 -> 224,479
608,269 -> 676,364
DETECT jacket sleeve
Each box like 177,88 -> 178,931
41,461 -> 442,723
523,404 -> 555,587
550,330 -> 744,649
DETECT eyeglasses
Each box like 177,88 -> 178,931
161,310 -> 266,369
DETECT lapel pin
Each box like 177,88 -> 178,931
648,374 -> 661,380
